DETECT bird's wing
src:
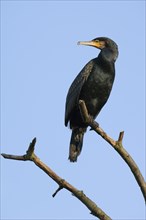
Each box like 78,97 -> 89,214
65,60 -> 94,126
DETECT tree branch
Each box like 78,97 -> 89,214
1,101 -> 145,219
79,100 -> 146,202
1,138 -> 111,220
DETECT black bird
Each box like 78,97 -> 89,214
65,37 -> 119,162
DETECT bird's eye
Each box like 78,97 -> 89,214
105,41 -> 108,45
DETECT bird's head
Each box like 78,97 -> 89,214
78,37 -> 118,61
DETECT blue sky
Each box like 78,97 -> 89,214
1,1 -> 145,220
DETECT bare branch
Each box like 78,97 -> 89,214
79,100 -> 146,202
1,100 -> 145,219
1,140 -> 111,220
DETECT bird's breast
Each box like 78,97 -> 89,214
79,67 -> 115,117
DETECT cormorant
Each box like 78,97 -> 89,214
65,37 -> 119,162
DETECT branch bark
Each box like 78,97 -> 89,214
79,100 -> 146,202
1,138 -> 111,220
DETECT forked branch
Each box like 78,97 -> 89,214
1,138 -> 111,220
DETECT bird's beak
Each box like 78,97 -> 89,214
77,40 -> 105,49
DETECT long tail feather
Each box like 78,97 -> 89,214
68,128 -> 86,162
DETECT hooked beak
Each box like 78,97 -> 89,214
77,40 -> 105,49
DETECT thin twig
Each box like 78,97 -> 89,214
52,186 -> 63,197
1,154 -> 26,161
118,131 -> 124,143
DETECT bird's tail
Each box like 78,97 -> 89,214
68,128 -> 86,162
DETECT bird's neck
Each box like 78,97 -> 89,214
99,48 -> 118,63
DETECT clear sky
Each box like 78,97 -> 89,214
1,1 -> 145,220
